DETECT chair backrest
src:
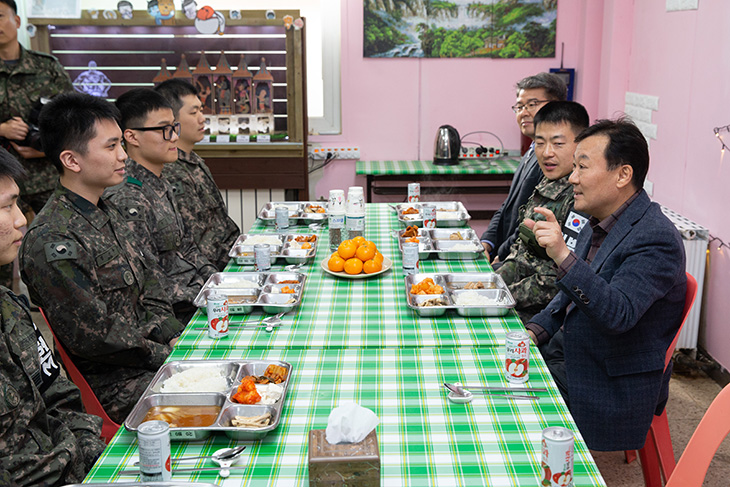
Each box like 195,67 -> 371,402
665,272 -> 698,367
665,383 -> 730,487
39,308 -> 120,443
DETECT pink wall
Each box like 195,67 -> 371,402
619,0 -> 730,370
313,0 -> 730,369
311,0 -> 604,197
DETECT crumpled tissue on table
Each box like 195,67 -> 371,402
325,401 -> 379,444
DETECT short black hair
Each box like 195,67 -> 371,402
0,147 -> 26,181
117,0 -> 133,7
39,93 -> 121,174
515,73 -> 567,101
115,88 -> 173,131
533,101 -> 590,136
0,0 -> 17,14
154,79 -> 199,118
574,118 -> 649,190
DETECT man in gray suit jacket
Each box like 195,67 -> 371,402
524,119 -> 686,451
481,73 -> 567,264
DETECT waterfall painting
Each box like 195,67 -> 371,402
364,0 -> 557,58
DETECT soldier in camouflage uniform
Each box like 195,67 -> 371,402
0,0 -> 73,213
497,102 -> 590,323
0,148 -> 106,486
105,89 -> 217,322
156,79 -> 240,271
19,93 -> 183,424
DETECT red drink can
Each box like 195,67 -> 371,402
541,426 -> 574,487
137,420 -> 171,481
505,330 -> 529,383
407,182 -> 420,202
206,291 -> 229,339
422,204 -> 436,229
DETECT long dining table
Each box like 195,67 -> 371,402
82,203 -> 607,486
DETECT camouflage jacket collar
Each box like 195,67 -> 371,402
0,45 -> 39,75
177,149 -> 204,166
125,157 -> 171,197
55,184 -> 111,231
534,174 -> 573,201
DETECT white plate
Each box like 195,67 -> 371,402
320,256 -> 393,279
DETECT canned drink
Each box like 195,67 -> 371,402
254,243 -> 271,271
422,204 -> 436,228
402,242 -> 419,275
541,427 -> 574,487
505,330 -> 530,383
206,291 -> 229,339
407,182 -> 420,202
275,206 -> 289,231
137,420 -> 171,482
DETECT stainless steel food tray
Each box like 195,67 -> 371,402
397,227 -> 483,260
228,233 -> 317,265
405,273 -> 515,317
124,360 -> 292,441
193,272 -> 306,314
396,201 -> 471,227
257,201 -> 328,225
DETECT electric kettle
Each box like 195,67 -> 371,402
433,125 -> 461,165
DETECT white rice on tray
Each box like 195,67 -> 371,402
450,243 -> 481,252
454,290 -> 500,306
160,368 -> 230,393
241,235 -> 282,246
210,279 -> 259,289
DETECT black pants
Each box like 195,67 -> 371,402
539,328 -> 570,407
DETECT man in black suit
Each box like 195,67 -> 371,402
480,72 -> 567,264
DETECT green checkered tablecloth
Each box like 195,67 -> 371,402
356,159 -> 520,176
175,204 -> 525,350
85,347 -> 606,487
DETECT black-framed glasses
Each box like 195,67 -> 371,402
129,122 -> 181,141
511,100 -> 549,114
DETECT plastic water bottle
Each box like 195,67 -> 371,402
328,189 -> 345,251
346,186 -> 365,240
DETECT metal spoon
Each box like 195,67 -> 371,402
132,445 -> 246,466
211,447 -> 244,478
284,262 -> 305,272
262,310 -> 288,332
443,383 -> 542,401
308,223 -> 323,232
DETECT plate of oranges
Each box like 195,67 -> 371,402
321,237 -> 392,279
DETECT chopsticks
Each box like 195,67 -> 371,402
443,382 -> 547,401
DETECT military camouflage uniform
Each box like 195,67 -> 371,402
19,185 -> 183,423
496,175 -> 574,323
105,158 -> 218,318
0,45 -> 73,211
163,149 -> 239,271
0,287 -> 106,486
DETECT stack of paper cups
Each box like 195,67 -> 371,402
329,189 -> 345,251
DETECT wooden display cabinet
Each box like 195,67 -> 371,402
29,9 -> 308,198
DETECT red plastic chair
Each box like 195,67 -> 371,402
39,308 -> 121,443
664,383 -> 730,486
624,272 -> 698,486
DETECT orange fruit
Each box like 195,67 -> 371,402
352,236 -> 366,247
373,252 -> 384,264
363,259 -> 382,274
344,258 -> 364,275
356,244 -> 376,262
365,240 -> 377,252
338,240 -> 357,259
328,254 -> 345,272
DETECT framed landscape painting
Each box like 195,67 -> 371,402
364,0 -> 557,58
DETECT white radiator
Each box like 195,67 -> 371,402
661,205 -> 709,350
221,188 -> 286,234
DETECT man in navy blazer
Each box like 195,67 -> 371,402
480,73 -> 567,264
524,119 -> 686,451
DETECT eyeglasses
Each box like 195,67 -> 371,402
129,122 -> 181,141
511,100 -> 549,114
